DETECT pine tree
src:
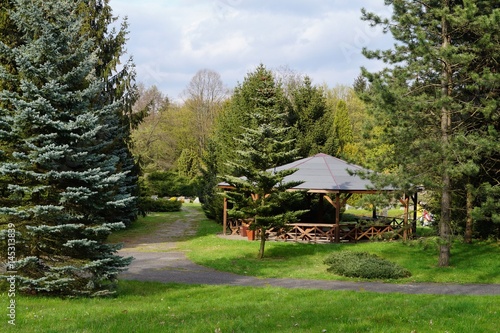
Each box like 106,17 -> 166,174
0,0 -> 132,296
362,1 -> 500,265
222,65 -> 305,259
289,77 -> 336,158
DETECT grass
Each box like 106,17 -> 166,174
106,209 -> 189,244
3,280 -> 499,333
176,206 -> 500,284
3,205 -> 499,332
344,208 -> 406,218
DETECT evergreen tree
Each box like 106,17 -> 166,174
289,77 -> 336,158
199,71 -> 278,222
199,138 -> 225,221
79,0 -> 143,227
362,1 -> 500,265
222,65 -> 305,259
353,74 -> 368,95
333,100 -> 354,159
0,0 -> 132,296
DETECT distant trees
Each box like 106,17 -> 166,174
183,69 -> 228,157
362,1 -> 500,266
0,0 -> 136,295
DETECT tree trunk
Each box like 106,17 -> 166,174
439,6 -> 452,267
257,228 -> 266,259
465,184 -> 473,244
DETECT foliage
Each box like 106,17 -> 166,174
182,69 -> 227,157
324,85 -> 378,166
221,64 -> 306,259
138,197 -> 182,214
0,0 -> 134,296
131,101 -> 196,173
198,139 -> 225,222
361,1 -> 500,265
333,100 -> 354,158
143,171 -> 198,198
288,76 -> 336,157
324,251 -> 411,279
176,148 -> 199,178
78,0 -> 143,228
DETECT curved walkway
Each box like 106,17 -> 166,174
118,207 -> 500,296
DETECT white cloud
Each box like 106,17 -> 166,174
111,0 -> 394,100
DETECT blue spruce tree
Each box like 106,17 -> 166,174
0,0 -> 133,296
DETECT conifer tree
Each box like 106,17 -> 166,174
0,0 -> 133,296
333,100 -> 354,159
222,65 -> 305,259
289,77 -> 336,158
79,0 -> 142,227
362,1 -> 500,265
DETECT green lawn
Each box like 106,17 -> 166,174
4,205 -> 499,333
177,207 -> 500,284
4,280 -> 499,333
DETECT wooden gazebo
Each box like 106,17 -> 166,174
219,153 -> 417,243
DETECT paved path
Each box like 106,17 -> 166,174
118,207 -> 500,296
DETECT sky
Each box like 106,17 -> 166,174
111,0 -> 394,101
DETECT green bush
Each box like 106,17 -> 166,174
145,171 -> 199,197
139,197 -> 182,214
324,251 -> 411,279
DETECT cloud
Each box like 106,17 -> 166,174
112,0 -> 394,100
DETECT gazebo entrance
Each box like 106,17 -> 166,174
219,153 -> 418,243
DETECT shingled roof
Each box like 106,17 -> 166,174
273,153 -> 384,193
219,153 -> 391,194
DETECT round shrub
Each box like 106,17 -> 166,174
139,197 -> 182,214
324,251 -> 411,279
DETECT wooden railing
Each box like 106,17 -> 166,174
226,217 -> 411,243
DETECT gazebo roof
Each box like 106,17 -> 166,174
219,153 -> 391,194
274,153 -> 384,193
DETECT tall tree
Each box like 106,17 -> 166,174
333,100 -> 354,159
362,1 -> 500,265
79,0 -> 143,227
182,69 -> 227,157
0,0 -> 133,295
289,77 -> 336,158
222,65 -> 304,259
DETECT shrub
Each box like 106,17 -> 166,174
139,197 -> 182,214
324,251 -> 411,279
145,171 -> 199,197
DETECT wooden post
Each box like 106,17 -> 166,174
318,193 -> 324,223
223,196 -> 228,235
335,193 -> 340,243
399,194 -> 409,241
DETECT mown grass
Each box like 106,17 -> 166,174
176,206 -> 500,284
3,205 -> 500,332
3,280 -> 499,333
